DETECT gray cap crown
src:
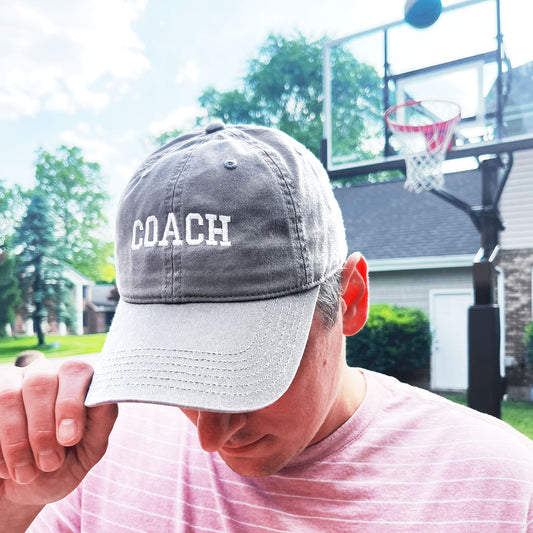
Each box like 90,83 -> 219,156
116,123 -> 347,303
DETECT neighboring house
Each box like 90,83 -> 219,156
84,284 -> 118,334
334,161 -> 533,400
13,265 -> 94,337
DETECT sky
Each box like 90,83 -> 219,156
0,0 -> 410,226
0,0 -> 527,228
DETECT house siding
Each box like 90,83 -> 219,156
369,267 -> 473,314
500,149 -> 533,249
334,162 -> 533,397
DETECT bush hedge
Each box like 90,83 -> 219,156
346,303 -> 431,380
524,321 -> 533,368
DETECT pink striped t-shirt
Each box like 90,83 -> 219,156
30,370 -> 533,532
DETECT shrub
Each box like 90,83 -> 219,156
346,303 -> 431,380
524,321 -> 533,368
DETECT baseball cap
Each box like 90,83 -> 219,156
85,123 -> 347,412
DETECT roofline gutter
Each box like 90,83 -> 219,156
368,254 -> 475,272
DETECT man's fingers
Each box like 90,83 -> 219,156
0,367 -> 38,484
0,359 -> 115,489
0,448 -> 9,479
22,361 -> 65,473
55,361 -> 94,446
75,403 -> 119,471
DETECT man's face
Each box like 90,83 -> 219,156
180,310 -> 359,477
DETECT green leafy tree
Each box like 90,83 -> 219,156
151,128 -> 183,148
329,46 -> 384,165
524,321 -> 533,369
15,193 -> 75,345
93,241 -> 116,283
197,33 -> 382,161
199,88 -> 255,125
0,252 -> 21,336
0,180 -> 30,249
34,146 -> 110,279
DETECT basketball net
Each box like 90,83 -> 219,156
385,101 -> 461,193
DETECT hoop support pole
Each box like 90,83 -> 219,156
467,156 -> 510,418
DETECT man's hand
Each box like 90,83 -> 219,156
0,359 -> 118,530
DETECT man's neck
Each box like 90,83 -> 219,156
309,365 -> 366,446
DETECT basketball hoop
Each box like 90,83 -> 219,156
385,100 -> 461,193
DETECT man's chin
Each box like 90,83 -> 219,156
219,452 -> 291,478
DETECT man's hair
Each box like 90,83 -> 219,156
316,270 -> 343,329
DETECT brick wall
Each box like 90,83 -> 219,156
498,248 -> 533,398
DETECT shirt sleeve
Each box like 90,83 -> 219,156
26,487 -> 81,533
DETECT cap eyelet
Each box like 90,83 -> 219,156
205,122 -> 225,134
224,160 -> 237,170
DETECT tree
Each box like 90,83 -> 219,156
197,33 -> 382,161
0,251 -> 21,336
151,128 -> 183,148
0,180 -> 30,249
34,146 -> 111,280
199,87 -> 259,127
93,241 -> 116,283
329,45 -> 384,164
15,193 -> 74,345
524,321 -> 533,369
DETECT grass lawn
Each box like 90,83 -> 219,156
0,334 -> 106,364
501,401 -> 533,440
444,393 -> 533,440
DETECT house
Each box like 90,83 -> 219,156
497,149 -> 533,400
84,284 -> 118,334
13,265 -> 94,337
333,160 -> 533,400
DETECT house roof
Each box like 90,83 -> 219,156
43,259 -> 95,286
333,170 -> 482,264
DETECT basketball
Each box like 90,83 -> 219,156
404,0 -> 442,29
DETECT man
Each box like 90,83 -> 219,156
1,124 -> 532,532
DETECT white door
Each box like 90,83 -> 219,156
430,290 -> 473,391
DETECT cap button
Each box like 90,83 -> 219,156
205,122 -> 225,134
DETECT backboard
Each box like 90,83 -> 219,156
322,0 -> 533,178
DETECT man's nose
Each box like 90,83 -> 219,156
195,410 -> 247,452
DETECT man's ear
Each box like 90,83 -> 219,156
340,252 -> 369,336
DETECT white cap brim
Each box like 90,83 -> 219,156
85,287 -> 319,412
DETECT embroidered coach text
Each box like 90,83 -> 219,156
131,213 -> 231,250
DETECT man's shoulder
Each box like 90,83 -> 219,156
368,370 -> 533,458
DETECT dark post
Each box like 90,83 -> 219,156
33,255 -> 46,346
383,30 -> 394,157
319,138 -> 328,169
467,157 -> 505,417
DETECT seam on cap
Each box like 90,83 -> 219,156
108,299 -> 277,361
227,128 -> 309,285
169,135 -> 209,299
122,279 -> 320,303
91,296 -> 304,398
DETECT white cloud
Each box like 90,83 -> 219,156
0,0 -> 149,120
59,124 -> 119,163
176,60 -> 200,84
148,105 -> 206,136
